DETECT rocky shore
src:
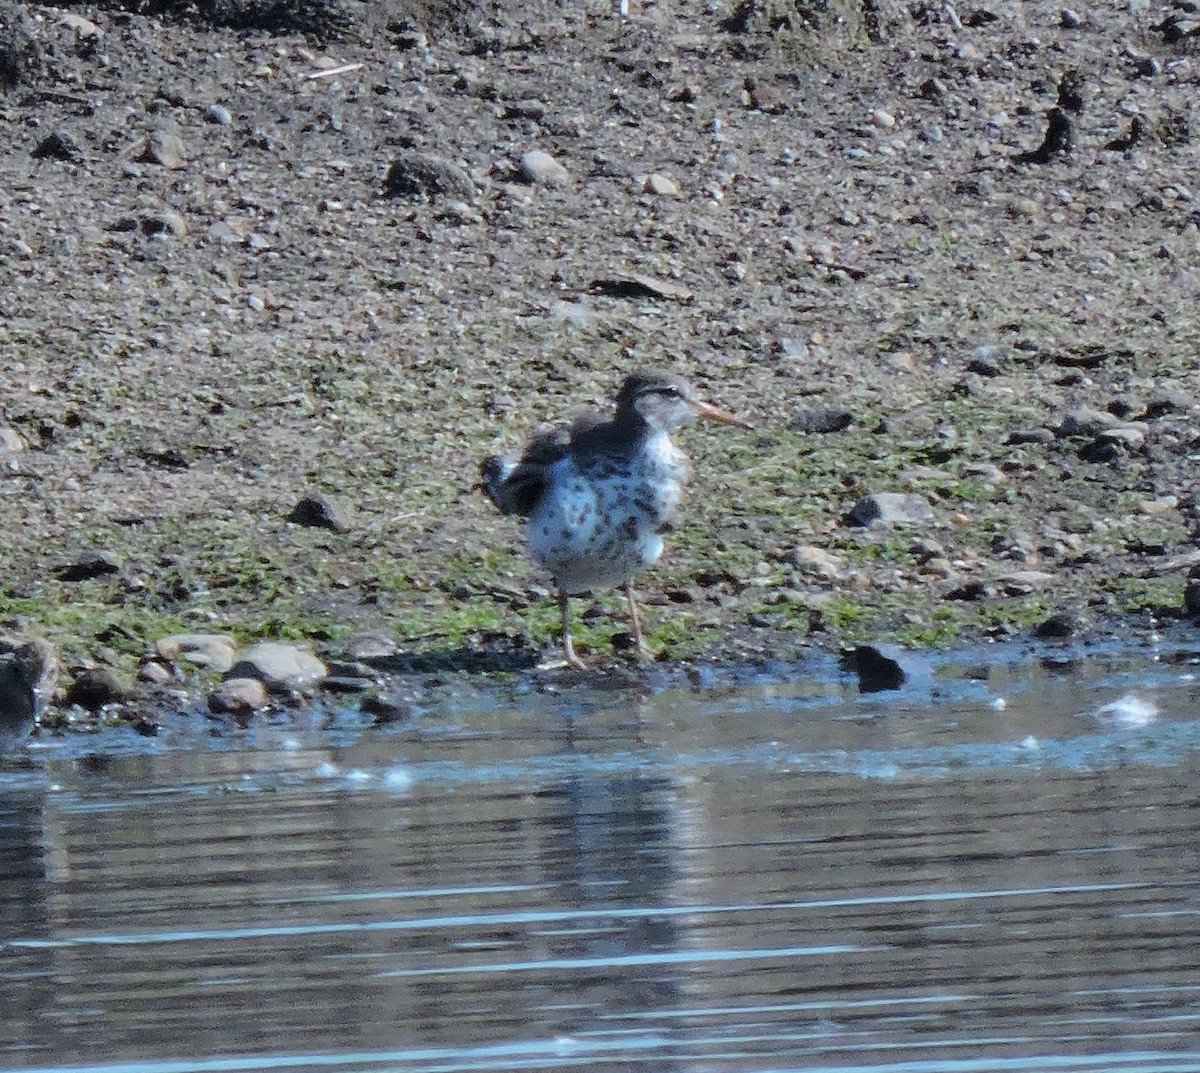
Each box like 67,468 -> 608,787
1,0 -> 1198,734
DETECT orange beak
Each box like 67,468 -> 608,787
694,399 -> 753,429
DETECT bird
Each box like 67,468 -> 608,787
0,637 -> 58,756
480,369 -> 750,668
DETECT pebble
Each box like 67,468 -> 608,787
847,492 -> 935,528
519,148 -> 571,187
55,550 -> 121,582
226,642 -> 327,694
341,632 -> 399,661
65,668 -> 132,711
156,633 -> 238,673
787,545 -> 844,578
1055,407 -> 1119,438
204,104 -> 232,125
789,408 -> 854,434
208,677 -> 267,716
0,428 -> 24,453
141,212 -> 187,237
31,129 -> 85,162
643,173 -> 681,197
140,129 -> 187,169
286,492 -> 350,532
383,151 -> 477,201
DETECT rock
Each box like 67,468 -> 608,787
139,129 -> 187,169
55,550 -> 121,582
156,633 -> 238,673
341,632 -> 399,661
1006,428 -> 1054,445
840,644 -> 911,692
382,151 -> 477,201
65,668 -> 132,711
1034,613 -> 1079,639
59,12 -> 102,36
519,148 -> 570,187
790,408 -> 854,434
137,660 -> 173,684
643,173 -> 681,197
1055,407 -> 1118,438
32,130 -> 85,162
141,212 -> 187,238
286,492 -> 349,532
204,103 -> 232,125
321,675 -> 375,694
361,693 -> 417,725
847,492 -> 935,528
590,274 -> 693,302
208,677 -> 267,717
226,642 -> 327,694
0,427 -> 24,453
787,545 -> 844,578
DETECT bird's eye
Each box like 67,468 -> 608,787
657,385 -> 681,398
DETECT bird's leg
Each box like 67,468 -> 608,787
625,583 -> 655,660
539,589 -> 588,670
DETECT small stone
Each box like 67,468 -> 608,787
204,104 -> 233,125
139,129 -> 187,169
1034,612 -> 1079,638
32,129 -> 85,162
519,148 -> 571,187
643,173 -> 681,197
141,212 -> 187,237
341,632 -> 399,661
383,151 -> 477,201
208,677 -> 268,717
871,108 -> 896,129
790,408 -> 854,434
59,12 -> 102,36
156,633 -> 238,673
787,545 -> 844,577
1006,428 -> 1054,445
286,492 -> 349,532
0,428 -> 24,453
55,550 -> 121,582
1055,407 -> 1119,438
226,642 -> 327,694
137,660 -> 174,684
65,668 -> 133,711
1060,8 -> 1082,27
847,492 -> 935,528
361,693 -> 417,725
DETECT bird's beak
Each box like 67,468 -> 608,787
694,399 -> 753,429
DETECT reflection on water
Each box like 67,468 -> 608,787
3,641 -> 1200,1073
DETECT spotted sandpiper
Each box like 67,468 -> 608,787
481,369 -> 750,668
0,637 -> 58,756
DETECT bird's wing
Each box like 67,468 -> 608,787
480,422 -> 571,517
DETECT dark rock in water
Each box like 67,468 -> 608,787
65,668 -> 133,711
361,693 -> 417,725
287,492 -> 349,532
1033,613 -> 1079,639
840,644 -> 909,692
55,550 -> 121,582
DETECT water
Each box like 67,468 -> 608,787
3,639 -> 1200,1073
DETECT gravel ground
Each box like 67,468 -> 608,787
1,0 -> 1199,723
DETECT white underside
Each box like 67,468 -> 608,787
527,432 -> 685,594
